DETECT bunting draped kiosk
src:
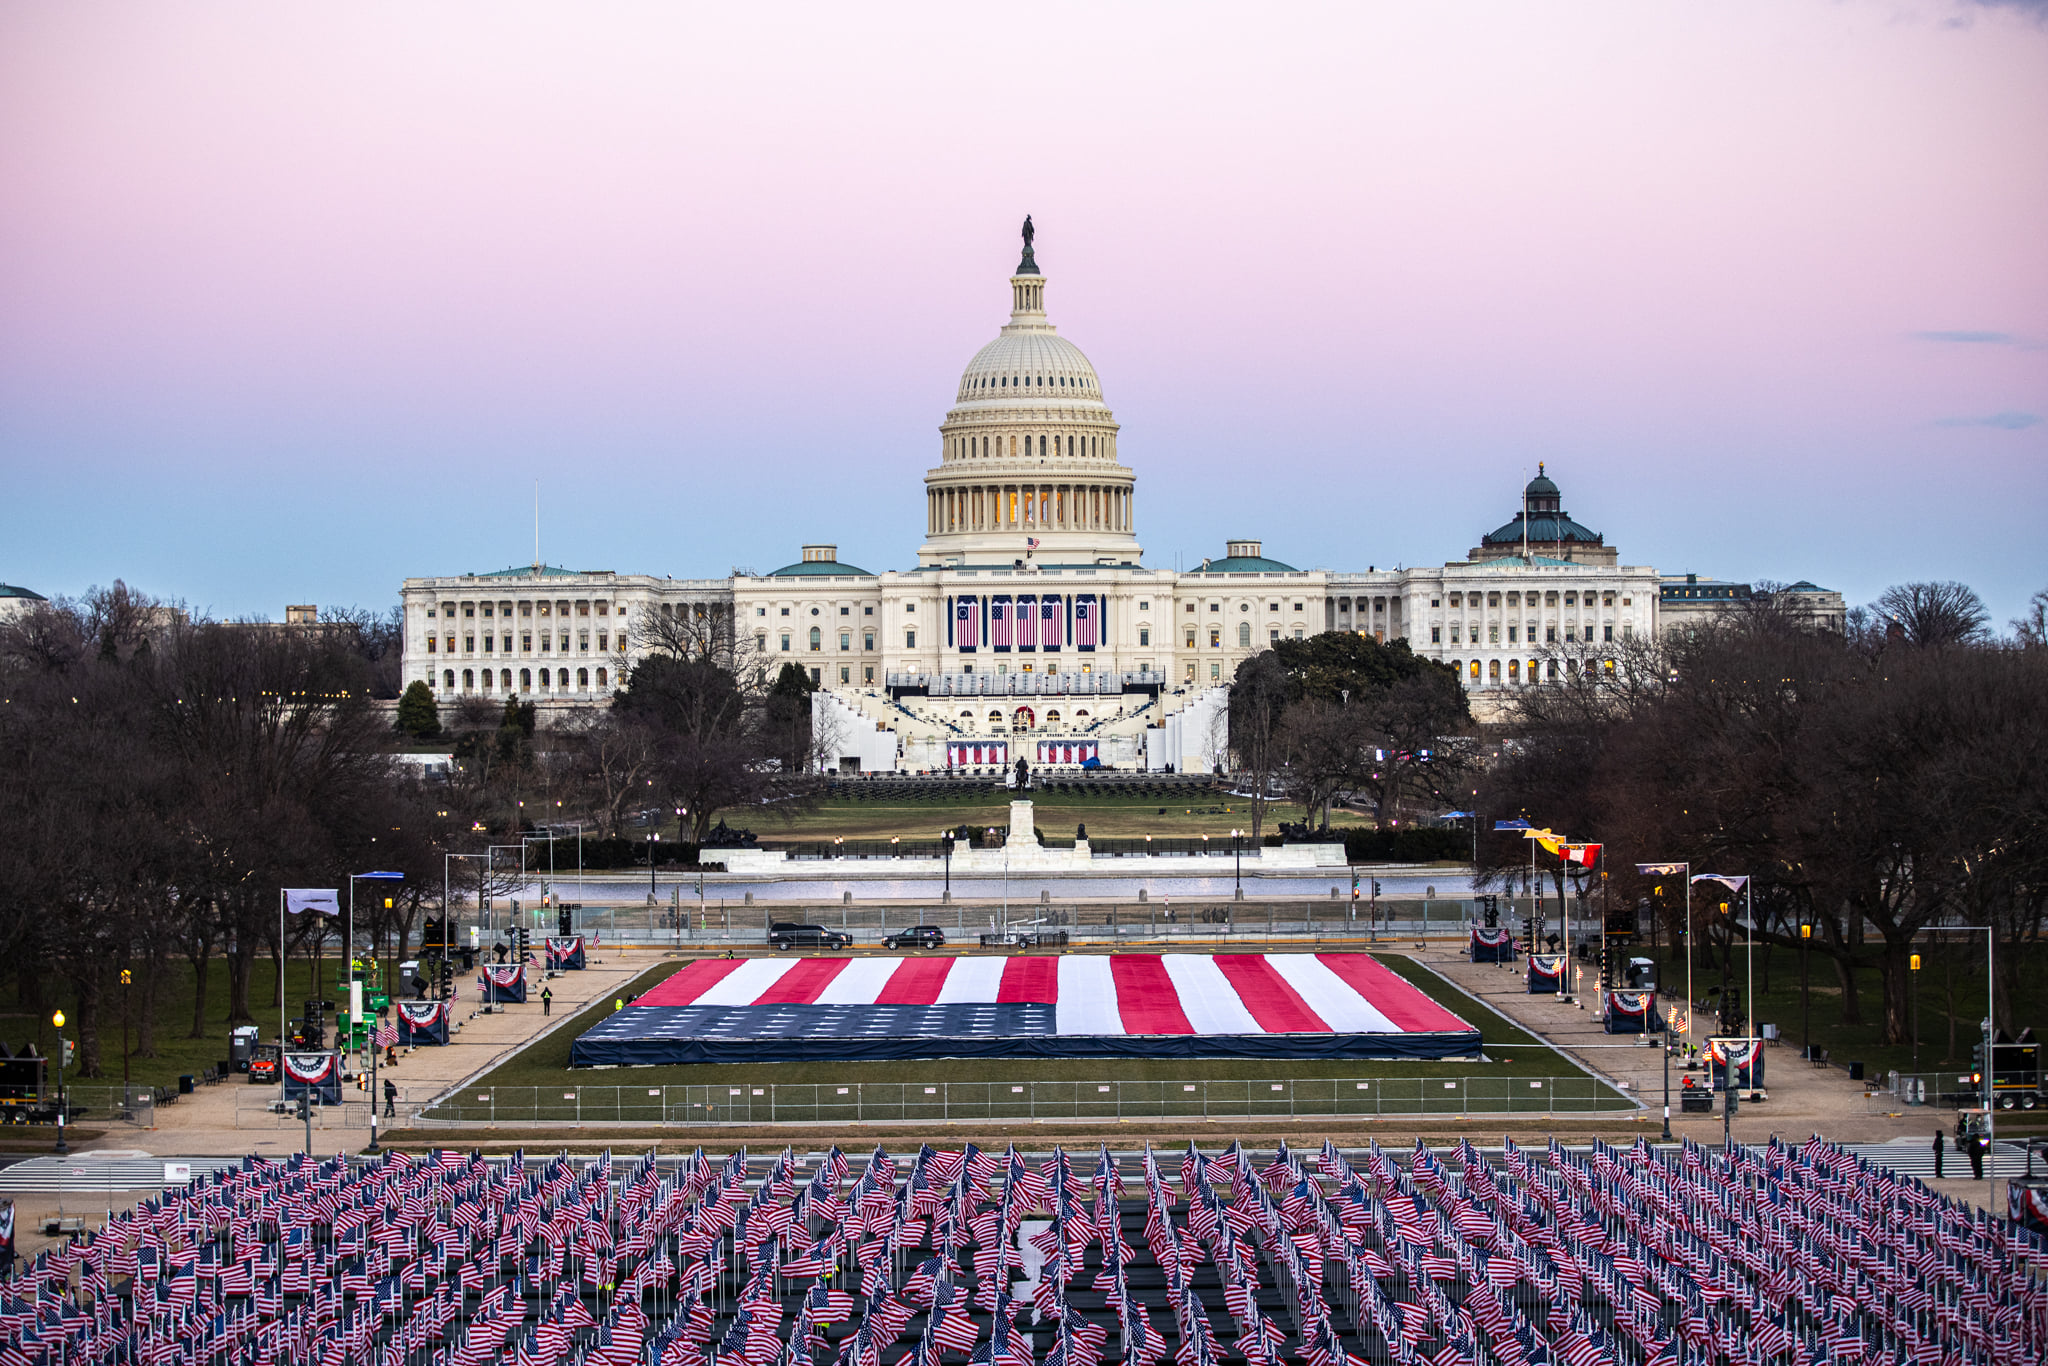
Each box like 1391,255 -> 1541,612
280,1052 -> 342,1106
2011,1180 -> 2048,1235
1526,953 -> 1565,993
544,936 -> 586,971
396,999 -> 451,1046
482,963 -> 529,1003
1707,1035 -> 1766,1091
568,952 -> 1480,1066
1469,925 -> 1514,963
1603,990 -> 1651,1033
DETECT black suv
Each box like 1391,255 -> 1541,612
768,922 -> 853,951
882,925 -> 946,950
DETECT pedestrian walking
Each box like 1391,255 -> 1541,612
382,1078 -> 397,1119
1967,1128 -> 1988,1181
541,987 -> 553,1016
1932,1130 -> 1945,1179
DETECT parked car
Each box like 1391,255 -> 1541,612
883,925 -> 946,950
768,922 -> 853,951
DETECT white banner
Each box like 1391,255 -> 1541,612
284,888 -> 340,916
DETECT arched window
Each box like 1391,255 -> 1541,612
459,669 -> 471,690
1488,659 -> 1501,682
1507,659 -> 1520,682
501,670 -> 513,691
537,670 -> 550,692
442,669 -> 454,689
596,667 -> 609,688
809,627 -> 821,650
1238,622 -> 1251,647
520,668 -> 532,692
481,670 -> 494,692
577,667 -> 589,689
1468,661 -> 1481,681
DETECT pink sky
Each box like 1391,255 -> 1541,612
1,2 -> 2043,621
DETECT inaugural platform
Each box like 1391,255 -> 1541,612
568,951 -> 1479,1066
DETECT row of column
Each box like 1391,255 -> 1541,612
928,482 -> 1131,535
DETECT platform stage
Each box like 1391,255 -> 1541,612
568,952 -> 1479,1066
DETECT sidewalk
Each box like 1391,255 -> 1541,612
85,948 -> 669,1160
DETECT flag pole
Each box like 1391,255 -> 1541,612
279,889 -> 288,1108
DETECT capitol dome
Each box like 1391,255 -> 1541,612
918,223 -> 1141,568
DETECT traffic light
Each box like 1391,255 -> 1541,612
61,1038 -> 75,1068
438,957 -> 454,1001
558,908 -> 573,938
1971,1042 -> 1986,1091
1372,880 -> 1382,898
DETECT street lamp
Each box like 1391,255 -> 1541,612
649,830 -> 661,895
1909,950 -> 1921,1078
941,830 -> 955,903
51,1009 -> 68,1154
1231,828 -> 1243,901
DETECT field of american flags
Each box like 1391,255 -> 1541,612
5,1134 -> 2042,1366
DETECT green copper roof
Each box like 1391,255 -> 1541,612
1191,554 -> 1300,574
766,559 -> 874,578
471,564 -> 588,579
0,583 -> 47,600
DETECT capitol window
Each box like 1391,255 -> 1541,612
1430,627 -> 1440,643
809,628 -> 821,650
839,632 -> 850,651
864,606 -> 873,615
780,634 -> 790,650
1209,628 -> 1221,647
1185,628 -> 1196,648
840,606 -> 849,615
780,607 -> 789,616
1139,628 -> 1150,647
1239,623 -> 1251,646
864,631 -> 875,650
1139,601 -> 1149,611
756,607 -> 765,616
597,632 -> 608,650
481,604 -> 494,617
905,629 -> 916,648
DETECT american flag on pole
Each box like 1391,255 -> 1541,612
990,599 -> 1011,650
375,1019 -> 398,1049
1016,596 -> 1037,649
1040,596 -> 1061,651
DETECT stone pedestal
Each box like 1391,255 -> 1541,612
1009,800 -> 1035,845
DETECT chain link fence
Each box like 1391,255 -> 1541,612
414,1075 -> 1628,1127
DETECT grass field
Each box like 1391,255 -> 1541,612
6,952 -> 414,1095
675,792 -> 1337,843
422,950 -> 1628,1124
1638,938 -> 2048,1082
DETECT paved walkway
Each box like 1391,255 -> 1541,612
77,947 -> 669,1161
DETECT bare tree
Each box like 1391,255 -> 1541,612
2011,588 -> 2048,648
1873,580 -> 1990,649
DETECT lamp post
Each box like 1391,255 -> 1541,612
347,872 -> 403,1060
649,831 -> 660,895
1909,951 -> 1921,1078
941,831 -> 954,903
51,1009 -> 68,1154
1803,923 -> 1815,1062
1658,986 -> 1672,1141
1232,828 -> 1243,901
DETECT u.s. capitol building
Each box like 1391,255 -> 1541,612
397,227 -> 1836,772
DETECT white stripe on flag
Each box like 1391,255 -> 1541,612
694,957 -> 797,1006
813,957 -> 903,1006
1055,957 -> 1121,1035
1265,955 -> 1402,1033
1160,955 -> 1262,1036
934,957 -> 1004,1005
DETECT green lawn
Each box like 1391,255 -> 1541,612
7,951 -> 415,1095
1635,938 -> 2047,1082
660,792 -> 1342,843
428,950 -> 1628,1123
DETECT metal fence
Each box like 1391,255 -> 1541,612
1863,1069 -> 2048,1114
2,1084 -> 157,1130
539,898 -> 1486,948
415,1075 -> 1629,1127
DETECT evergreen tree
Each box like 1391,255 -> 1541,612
395,679 -> 441,739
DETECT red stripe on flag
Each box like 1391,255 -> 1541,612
754,958 -> 852,1005
1212,956 -> 1331,1033
1314,954 -> 1473,1032
875,957 -> 955,1005
997,956 -> 1060,1003
1111,955 -> 1194,1034
633,958 -> 749,1008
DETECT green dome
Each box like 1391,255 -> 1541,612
767,558 -> 873,577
